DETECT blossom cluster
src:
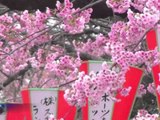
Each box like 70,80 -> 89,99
2,48 -> 30,74
132,109 -> 159,120
0,9 -> 53,75
0,9 -> 51,46
147,82 -> 155,94
44,55 -> 81,86
108,8 -> 159,48
74,34 -> 107,57
106,0 -> 131,13
0,0 -> 159,116
137,84 -> 146,97
56,0 -> 92,34
22,49 -> 81,88
130,0 -> 148,12
64,62 -> 130,106
64,0 -> 160,107
106,0 -> 160,14
138,81 -> 160,97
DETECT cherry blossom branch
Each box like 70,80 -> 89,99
111,21 -> 160,70
58,79 -> 77,88
125,20 -> 160,52
51,38 -> 105,60
9,27 -> 49,46
0,63 -> 31,90
76,0 -> 105,13
0,22 -> 62,61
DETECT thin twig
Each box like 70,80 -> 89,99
58,79 -> 77,88
75,0 -> 105,13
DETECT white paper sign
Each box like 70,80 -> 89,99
30,90 -> 58,120
87,61 -> 114,120
156,29 -> 160,51
89,93 -> 114,120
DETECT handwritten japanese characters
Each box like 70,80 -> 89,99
30,90 -> 58,120
87,61 -> 115,120
89,93 -> 114,120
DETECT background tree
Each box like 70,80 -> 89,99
0,0 -> 159,119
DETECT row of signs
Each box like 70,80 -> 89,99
0,62 -> 144,120
0,29 -> 159,120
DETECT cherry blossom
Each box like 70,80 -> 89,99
137,84 -> 146,97
132,109 -> 158,120
56,0 -> 92,34
0,0 -> 159,118
74,34 -> 107,57
106,0 -> 131,13
147,82 -> 156,94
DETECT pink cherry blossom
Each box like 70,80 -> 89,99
137,84 -> 146,97
56,0 -> 92,34
147,82 -> 156,94
132,109 -> 158,120
106,0 -> 131,13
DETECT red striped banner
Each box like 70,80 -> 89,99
112,67 -> 143,120
146,29 -> 160,110
20,89 -> 76,120
80,61 -> 143,120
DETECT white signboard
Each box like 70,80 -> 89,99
89,93 -> 114,120
87,61 -> 114,120
30,90 -> 58,120
156,29 -> 160,51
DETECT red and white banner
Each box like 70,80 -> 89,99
20,88 -> 76,120
0,103 -> 25,120
80,61 -> 143,120
146,29 -> 160,110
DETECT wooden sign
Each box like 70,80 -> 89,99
21,88 -> 76,120
80,61 -> 143,120
146,29 -> 160,110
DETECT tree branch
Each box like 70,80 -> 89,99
0,63 -> 31,90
